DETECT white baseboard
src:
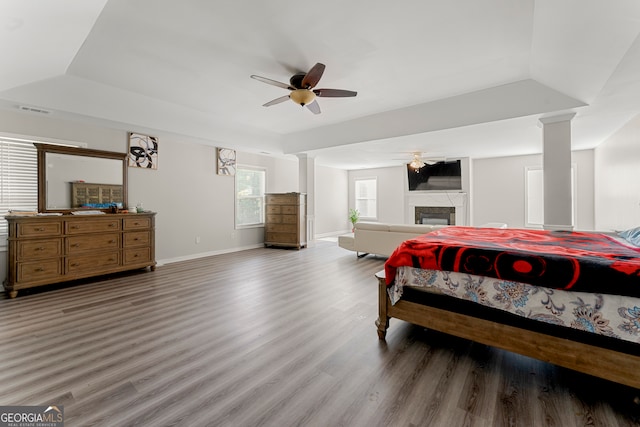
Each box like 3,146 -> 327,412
157,244 -> 264,266
315,230 -> 351,239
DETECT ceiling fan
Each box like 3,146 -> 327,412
396,152 -> 446,170
250,63 -> 357,114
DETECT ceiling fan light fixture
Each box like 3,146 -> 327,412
289,89 -> 316,106
409,154 -> 425,170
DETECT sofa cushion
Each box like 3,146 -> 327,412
355,222 -> 391,232
388,224 -> 445,234
338,233 -> 356,251
353,222 -> 450,257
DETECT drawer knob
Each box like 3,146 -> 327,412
36,247 -> 44,251
109,240 -> 115,244
70,263 -> 79,267
109,223 -> 116,227
134,238 -> 139,241
71,243 -> 80,248
70,225 -> 79,230
34,267 -> 44,272
35,227 -> 45,232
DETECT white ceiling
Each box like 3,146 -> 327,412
1,0 -> 640,169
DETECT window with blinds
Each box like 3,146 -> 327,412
355,177 -> 377,220
0,140 -> 38,236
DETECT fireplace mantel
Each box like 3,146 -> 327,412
406,192 -> 468,225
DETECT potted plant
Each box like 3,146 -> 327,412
349,208 -> 360,232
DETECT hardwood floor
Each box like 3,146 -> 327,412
1,240 -> 639,426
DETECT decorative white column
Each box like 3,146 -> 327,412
297,154 -> 315,243
539,113 -> 575,230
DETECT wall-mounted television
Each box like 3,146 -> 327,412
407,160 -> 462,191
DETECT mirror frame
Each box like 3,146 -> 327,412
35,143 -> 128,213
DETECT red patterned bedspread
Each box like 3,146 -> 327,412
384,227 -> 640,297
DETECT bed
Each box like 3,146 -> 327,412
376,226 -> 640,389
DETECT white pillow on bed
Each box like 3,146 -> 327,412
619,226 -> 640,246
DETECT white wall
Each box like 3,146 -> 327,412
594,114 -> 640,231
315,165 -> 349,236
127,140 -> 300,262
348,166 -> 405,224
471,150 -> 594,230
0,109 -> 350,277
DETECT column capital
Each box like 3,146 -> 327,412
539,112 -> 576,125
295,153 -> 315,160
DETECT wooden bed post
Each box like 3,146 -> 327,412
375,270 -> 389,340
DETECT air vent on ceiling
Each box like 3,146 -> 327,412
18,105 -> 51,114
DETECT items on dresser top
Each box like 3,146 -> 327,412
71,210 -> 106,215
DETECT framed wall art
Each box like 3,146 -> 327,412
217,147 -> 236,176
128,132 -> 158,169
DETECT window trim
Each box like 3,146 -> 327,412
234,164 -> 266,229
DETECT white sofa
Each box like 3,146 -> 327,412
341,222 -> 447,257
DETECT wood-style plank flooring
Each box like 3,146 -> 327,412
1,240 -> 639,426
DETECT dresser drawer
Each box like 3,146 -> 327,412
266,194 -> 301,205
266,224 -> 297,233
266,205 -> 281,214
123,231 -> 150,247
66,219 -> 120,234
265,232 -> 298,244
67,233 -> 120,254
17,259 -> 63,283
266,214 -> 282,224
281,214 -> 298,224
16,239 -> 63,260
281,205 -> 297,214
123,217 -> 151,230
124,247 -> 152,264
17,222 -> 62,238
68,251 -> 120,273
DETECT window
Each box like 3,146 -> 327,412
355,177 -> 377,220
235,166 -> 266,227
525,166 -> 576,228
0,140 -> 38,236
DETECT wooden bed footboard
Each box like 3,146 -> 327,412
375,271 -> 640,389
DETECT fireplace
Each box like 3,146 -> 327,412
405,192 -> 467,226
415,206 -> 455,225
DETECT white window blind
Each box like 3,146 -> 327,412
355,178 -> 377,219
0,140 -> 38,236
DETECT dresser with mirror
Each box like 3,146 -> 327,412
4,143 -> 156,298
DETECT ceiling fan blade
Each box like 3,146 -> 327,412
250,75 -> 293,90
301,63 -> 325,89
306,100 -> 321,114
313,88 -> 357,98
263,95 -> 291,107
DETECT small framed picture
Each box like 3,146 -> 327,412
217,148 -> 236,176
128,132 -> 158,169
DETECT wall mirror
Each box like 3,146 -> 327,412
35,143 -> 128,212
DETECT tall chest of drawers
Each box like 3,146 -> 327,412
4,212 -> 156,298
264,193 -> 306,249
